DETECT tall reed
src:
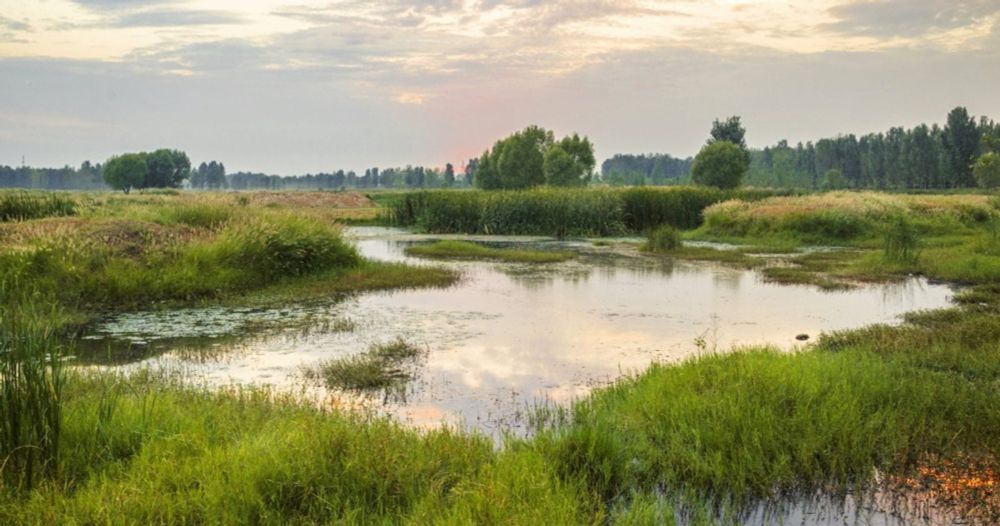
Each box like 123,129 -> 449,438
0,270 -> 65,492
0,191 -> 76,222
386,187 -> 791,236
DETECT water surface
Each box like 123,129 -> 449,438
81,227 -> 954,437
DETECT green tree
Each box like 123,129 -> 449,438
543,146 -> 576,186
974,153 -> 1000,189
496,126 -> 552,189
691,141 -> 747,189
474,150 -> 501,189
474,126 -> 594,190
709,116 -> 747,149
943,106 -> 981,187
543,134 -> 595,187
102,153 -> 148,194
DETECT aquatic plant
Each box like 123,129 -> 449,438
643,225 -> 682,252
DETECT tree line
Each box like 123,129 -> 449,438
599,154 -> 693,186
599,107 -> 999,190
0,162 -> 106,190
746,107 -> 999,190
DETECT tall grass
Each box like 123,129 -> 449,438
0,271 -> 65,492
387,187 -> 793,236
0,191 -> 75,222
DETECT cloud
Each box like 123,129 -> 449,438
112,9 -> 245,28
825,0 -> 1000,38
69,0 -> 178,11
0,15 -> 30,32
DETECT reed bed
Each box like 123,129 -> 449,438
0,191 -> 76,222
386,187 -> 794,236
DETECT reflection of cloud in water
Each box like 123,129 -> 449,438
81,227 -> 956,439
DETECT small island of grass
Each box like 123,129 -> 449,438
404,240 -> 575,263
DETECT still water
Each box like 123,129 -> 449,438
80,227 -> 954,437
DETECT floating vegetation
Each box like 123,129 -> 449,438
405,240 -> 574,263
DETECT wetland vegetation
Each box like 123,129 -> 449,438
2,187 -> 999,524
405,239 -> 575,263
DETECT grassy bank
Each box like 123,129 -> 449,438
405,240 -> 575,263
386,187 -> 795,236
643,191 -> 1000,289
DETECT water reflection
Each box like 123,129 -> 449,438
80,227 -> 954,437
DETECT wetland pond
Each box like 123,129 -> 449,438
79,227 -> 953,435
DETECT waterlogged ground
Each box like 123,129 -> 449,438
79,227 -> 953,435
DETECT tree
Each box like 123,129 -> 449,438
444,163 -> 455,187
691,141 -> 747,189
974,153 -> 1000,189
709,116 -> 747,149
103,153 -> 148,194
943,106 -> 981,188
474,126 -> 594,190
543,146 -> 576,186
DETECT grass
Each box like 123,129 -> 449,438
405,240 -> 575,263
642,224 -> 682,252
305,339 -> 424,391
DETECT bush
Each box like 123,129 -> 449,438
644,225 -> 682,252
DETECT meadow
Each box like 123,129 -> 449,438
2,188 -> 999,524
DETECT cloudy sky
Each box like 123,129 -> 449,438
1,0 -> 999,174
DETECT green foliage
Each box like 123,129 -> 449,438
387,187 -> 790,236
306,339 -> 422,391
405,240 -> 574,263
643,225 -> 682,252
475,126 -> 595,190
102,153 -> 148,194
691,141 -> 749,189
973,153 -> 1000,189
0,191 -> 76,221
103,149 -> 190,194
709,116 -> 747,149
217,215 -> 360,280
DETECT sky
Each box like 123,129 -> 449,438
1,0 -> 999,174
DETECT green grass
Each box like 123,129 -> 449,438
305,339 -> 424,391
0,190 -> 76,222
405,240 -> 575,263
642,224 -> 682,252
